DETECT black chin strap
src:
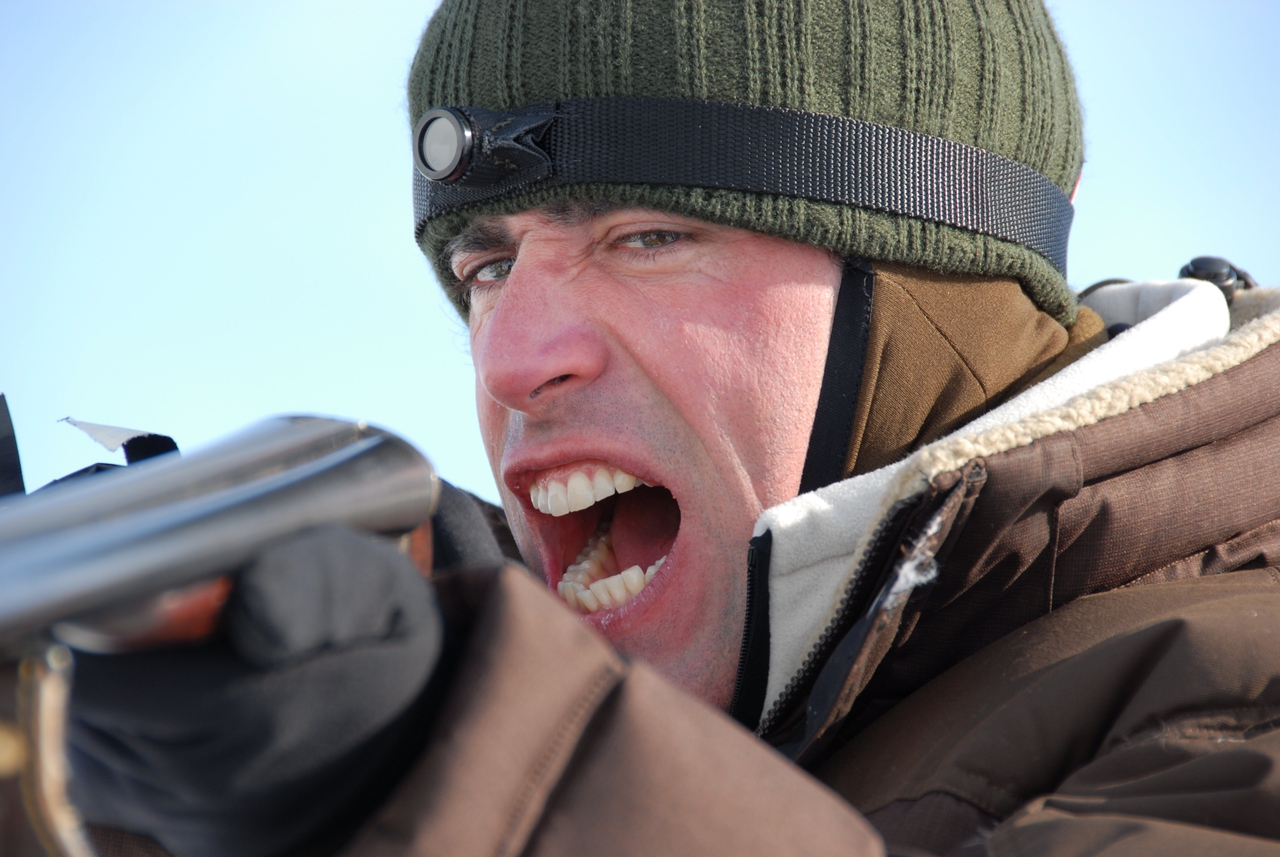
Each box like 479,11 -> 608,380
798,260 -> 876,494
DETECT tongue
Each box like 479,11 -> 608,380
609,486 -> 680,572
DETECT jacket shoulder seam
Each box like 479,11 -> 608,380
492,661 -> 625,857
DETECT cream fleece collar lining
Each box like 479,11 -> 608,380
754,279 -> 1276,720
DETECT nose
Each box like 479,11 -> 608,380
471,253 -> 609,413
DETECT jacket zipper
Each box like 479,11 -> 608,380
728,544 -> 760,720
755,497 -> 914,737
728,533 -> 770,727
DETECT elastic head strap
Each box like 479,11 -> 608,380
413,98 -> 1073,275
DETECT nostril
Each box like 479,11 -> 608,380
474,302 -> 607,409
530,374 -> 572,399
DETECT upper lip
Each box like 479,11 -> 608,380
502,440 -> 665,501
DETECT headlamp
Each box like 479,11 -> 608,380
412,107 -> 473,182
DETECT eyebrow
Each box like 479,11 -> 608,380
439,201 -> 627,312
440,200 -> 625,273
440,218 -> 514,275
543,199 -> 622,226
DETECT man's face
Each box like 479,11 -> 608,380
449,205 -> 840,707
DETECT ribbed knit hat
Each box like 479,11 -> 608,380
409,0 -> 1083,324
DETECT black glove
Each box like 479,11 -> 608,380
68,525 -> 444,857
431,479 -> 521,570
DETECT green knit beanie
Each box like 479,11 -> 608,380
409,0 -> 1083,325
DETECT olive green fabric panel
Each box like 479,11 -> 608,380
409,0 -> 1082,189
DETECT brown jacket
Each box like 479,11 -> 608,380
334,287 -> 1280,856
19,286 -> 1280,856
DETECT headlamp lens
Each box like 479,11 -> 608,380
414,107 -> 472,181
423,118 -> 457,172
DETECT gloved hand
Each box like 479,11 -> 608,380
67,525 -> 444,857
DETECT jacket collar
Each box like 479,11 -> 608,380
750,279 -> 1248,739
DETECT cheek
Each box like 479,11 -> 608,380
732,290 -> 836,489
625,292 -> 834,506
475,374 -> 509,472
745,285 -> 837,396
647,263 -> 836,506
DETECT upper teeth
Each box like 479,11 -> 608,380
530,467 -> 644,516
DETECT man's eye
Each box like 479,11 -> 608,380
472,258 -> 514,283
619,231 -> 684,249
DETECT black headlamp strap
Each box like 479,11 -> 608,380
798,260 -> 875,495
413,97 -> 1073,275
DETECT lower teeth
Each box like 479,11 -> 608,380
557,523 -> 665,614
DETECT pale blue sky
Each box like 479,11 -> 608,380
1,1 -> 1276,505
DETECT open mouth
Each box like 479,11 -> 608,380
526,463 -> 680,615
